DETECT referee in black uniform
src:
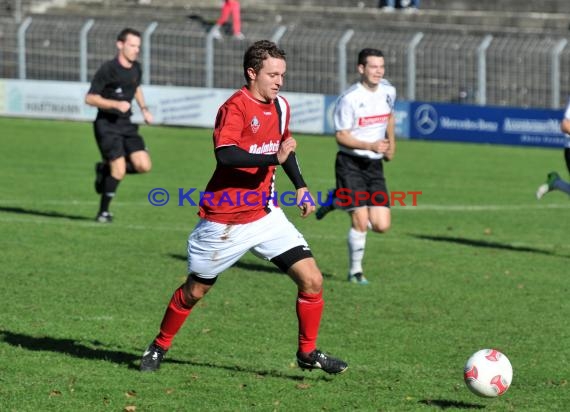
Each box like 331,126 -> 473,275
85,27 -> 154,223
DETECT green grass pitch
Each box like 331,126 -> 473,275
0,117 -> 569,411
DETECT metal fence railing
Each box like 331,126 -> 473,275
1,15 -> 570,109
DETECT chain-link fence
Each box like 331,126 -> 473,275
1,15 -> 570,109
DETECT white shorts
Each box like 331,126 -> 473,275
187,208 -> 309,279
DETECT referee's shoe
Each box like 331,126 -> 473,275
95,211 -> 113,223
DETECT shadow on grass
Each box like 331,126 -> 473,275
419,399 -> 484,409
0,329 -> 314,381
0,329 -> 139,367
411,234 -> 566,257
168,253 -> 334,278
169,253 -> 187,261
0,206 -> 90,221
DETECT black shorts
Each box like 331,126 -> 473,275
334,151 -> 390,209
94,116 -> 146,161
565,148 -> 570,175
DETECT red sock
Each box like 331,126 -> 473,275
296,290 -> 323,354
154,286 -> 193,350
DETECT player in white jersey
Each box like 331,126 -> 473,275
316,48 -> 396,285
536,97 -> 570,199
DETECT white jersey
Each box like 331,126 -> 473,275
334,80 -> 396,159
564,98 -> 570,148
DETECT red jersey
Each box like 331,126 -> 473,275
198,87 -> 291,224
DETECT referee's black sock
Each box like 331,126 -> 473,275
99,175 -> 120,214
126,161 -> 138,174
99,162 -> 110,176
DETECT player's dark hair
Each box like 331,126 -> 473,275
358,48 -> 384,66
243,40 -> 286,83
117,28 -> 141,42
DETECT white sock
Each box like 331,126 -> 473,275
348,228 -> 367,275
553,178 -> 570,195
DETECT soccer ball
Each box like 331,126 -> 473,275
463,349 -> 513,397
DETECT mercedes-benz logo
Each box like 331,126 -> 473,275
414,104 -> 438,135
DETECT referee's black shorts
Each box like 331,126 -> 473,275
94,115 -> 146,161
334,151 -> 390,209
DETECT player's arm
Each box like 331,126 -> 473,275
384,113 -> 396,161
281,152 -> 307,190
334,97 -> 387,152
336,130 -> 390,154
336,130 -> 370,150
561,117 -> 570,134
281,153 -> 314,217
335,99 -> 366,150
216,136 -> 296,167
85,93 -> 130,113
85,64 -> 130,113
134,86 -> 153,124
215,146 -> 279,167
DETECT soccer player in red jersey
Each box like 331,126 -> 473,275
140,40 -> 347,375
